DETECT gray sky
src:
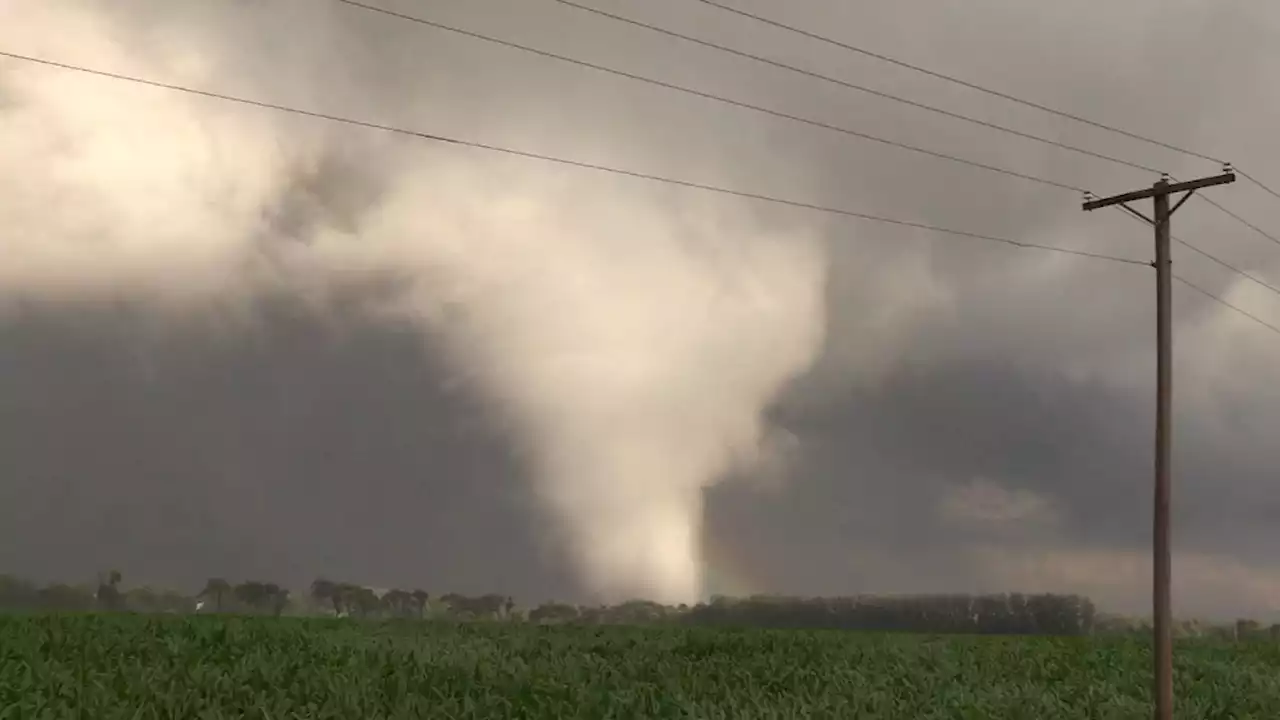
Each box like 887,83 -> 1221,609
2,0 -> 1279,618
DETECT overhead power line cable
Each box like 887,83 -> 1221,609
338,0 -> 1280,306
1173,235 -> 1280,300
558,0 -> 1280,255
3,49 -> 1273,339
666,1 -> 1280,274
1116,178 -> 1280,302
1175,275 -> 1280,337
332,0 -> 1083,193
1105,204 -> 1280,335
687,0 -> 1280,204
1111,206 -> 1280,299
1196,195 -> 1280,250
686,0 -> 1222,164
0,49 -> 1146,270
552,0 -> 1163,176
1237,169 -> 1280,203
565,0 -> 1280,274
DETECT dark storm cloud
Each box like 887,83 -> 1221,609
0,304 -> 574,602
2,0 -> 1279,616
711,355 -> 1280,618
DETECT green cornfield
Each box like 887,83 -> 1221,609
2,614 -> 1279,719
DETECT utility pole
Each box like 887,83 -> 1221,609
1083,166 -> 1235,720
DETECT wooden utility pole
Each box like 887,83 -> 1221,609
1083,166 -> 1235,720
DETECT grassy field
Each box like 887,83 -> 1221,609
2,614 -> 1279,719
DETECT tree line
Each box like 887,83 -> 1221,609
0,572 -> 513,621
2,570 -> 1277,639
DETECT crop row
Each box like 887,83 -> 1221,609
2,614 -> 1278,719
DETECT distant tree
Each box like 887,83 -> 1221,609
379,588 -> 429,619
333,583 -> 366,617
612,600 -> 668,624
40,583 -> 95,612
411,590 -> 430,618
154,589 -> 196,614
125,586 -> 160,614
233,581 -> 272,613
381,589 -> 413,618
528,602 -> 578,624
346,586 -> 379,618
120,586 -> 193,615
232,581 -> 289,615
96,570 -> 123,611
673,592 -> 1096,636
310,578 -> 341,615
0,574 -> 38,611
259,583 -> 290,617
1236,619 -> 1261,640
973,594 -> 1008,634
199,578 -> 232,613
478,594 -> 512,619
441,593 -> 509,620
577,605 -> 608,624
439,593 -> 462,616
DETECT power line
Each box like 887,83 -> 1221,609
1173,234 -> 1280,300
553,0 -> 1163,176
670,0 -> 1280,260
1175,274 -> 1280,337
1233,167 -> 1280,202
561,0 -> 1280,290
556,1 -> 1280,310
1111,207 -> 1280,335
1197,195 -> 1280,250
678,0 -> 1280,256
4,50 -> 1273,343
0,53 -> 464,147
333,0 -> 1083,193
1109,194 -> 1280,302
347,0 -> 1280,284
343,0 -> 1280,299
1156,172 -> 1280,263
0,49 -> 1147,269
687,0 -> 1223,165
688,0 -> 1280,217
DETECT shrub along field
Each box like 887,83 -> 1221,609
2,614 -> 1279,719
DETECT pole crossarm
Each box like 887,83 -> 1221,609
1083,172 -> 1235,211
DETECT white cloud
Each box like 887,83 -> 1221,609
938,477 -> 1060,527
